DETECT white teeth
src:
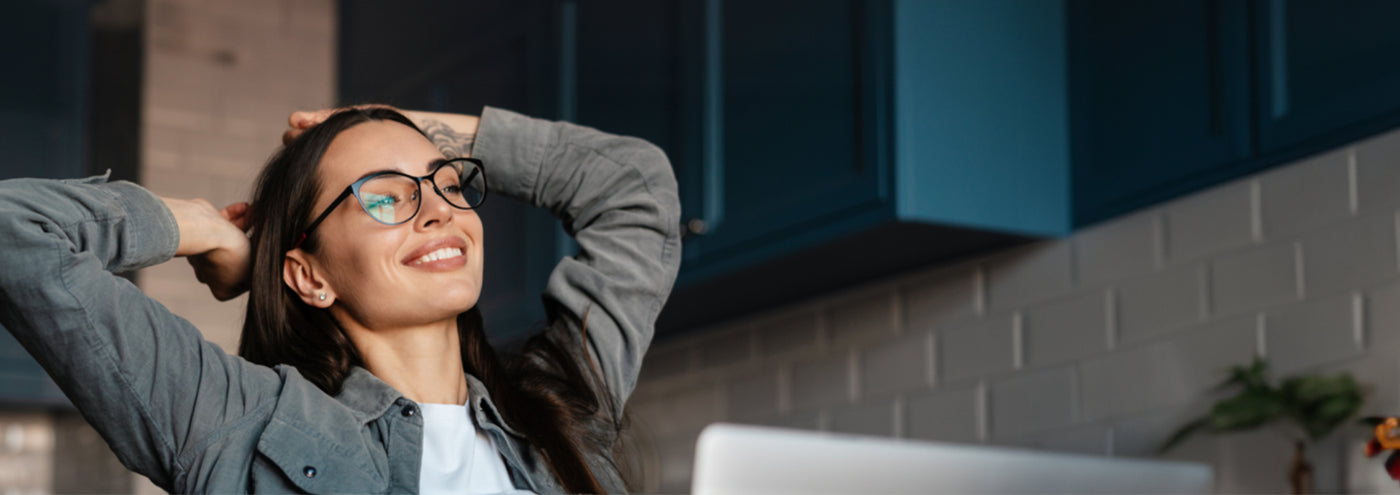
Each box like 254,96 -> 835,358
416,247 -> 463,264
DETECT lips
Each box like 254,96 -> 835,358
402,237 -> 469,268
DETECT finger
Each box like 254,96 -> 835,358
288,110 -> 316,129
220,202 -> 249,220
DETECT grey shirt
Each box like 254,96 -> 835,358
0,107 -> 681,493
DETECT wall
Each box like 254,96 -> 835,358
631,126 -> 1400,493
133,0 -> 336,491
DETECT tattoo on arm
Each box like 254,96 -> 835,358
420,118 -> 476,158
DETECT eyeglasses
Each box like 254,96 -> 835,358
294,157 -> 487,249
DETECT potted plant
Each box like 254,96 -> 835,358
1160,358 -> 1366,495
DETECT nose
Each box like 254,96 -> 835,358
414,179 -> 456,230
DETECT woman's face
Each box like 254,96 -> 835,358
297,120 -> 485,329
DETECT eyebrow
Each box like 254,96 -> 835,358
351,158 -> 451,182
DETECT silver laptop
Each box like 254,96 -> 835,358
692,423 -> 1213,494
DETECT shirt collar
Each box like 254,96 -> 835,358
334,366 -> 404,423
465,373 -> 528,439
333,365 -> 527,439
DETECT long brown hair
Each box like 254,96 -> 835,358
238,108 -> 617,493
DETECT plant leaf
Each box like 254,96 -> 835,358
1160,417 -> 1210,454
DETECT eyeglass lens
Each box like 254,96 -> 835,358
355,161 -> 485,225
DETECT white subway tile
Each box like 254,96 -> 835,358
986,242 -> 1073,311
860,330 -> 932,398
1259,149 -> 1352,239
827,292 -> 897,347
1117,265 -> 1206,343
1022,291 -> 1110,367
1368,280 -> 1400,349
1355,128 -> 1400,213
1074,210 -> 1160,286
1263,293 -> 1362,376
1164,182 -> 1255,263
639,343 -> 695,382
1028,424 -> 1111,456
755,310 -> 821,357
1209,242 -> 1299,315
829,400 -> 895,437
988,366 -> 1076,439
1080,315 -> 1256,422
939,316 -> 1016,383
1301,212 -> 1398,298
902,265 -> 979,332
628,385 -> 723,439
790,353 -> 852,411
905,385 -> 981,444
725,370 -> 780,421
1111,403 -> 1217,462
696,327 -> 754,370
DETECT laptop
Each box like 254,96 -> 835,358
691,423 -> 1213,494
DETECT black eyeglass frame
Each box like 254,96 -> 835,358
293,157 -> 486,249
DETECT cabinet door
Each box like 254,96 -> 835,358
339,0 -> 565,345
1255,0 -> 1400,155
705,0 -> 886,260
1069,0 -> 1251,226
574,0 -> 707,260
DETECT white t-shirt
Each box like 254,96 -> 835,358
419,402 -> 519,494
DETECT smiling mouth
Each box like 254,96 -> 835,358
411,247 -> 464,265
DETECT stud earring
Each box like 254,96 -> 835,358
318,293 -> 327,301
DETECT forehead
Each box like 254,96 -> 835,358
317,120 -> 445,187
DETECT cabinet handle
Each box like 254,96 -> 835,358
1268,0 -> 1289,119
683,218 -> 708,238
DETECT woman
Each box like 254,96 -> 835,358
0,105 -> 680,493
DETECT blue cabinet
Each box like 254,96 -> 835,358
1069,0 -> 1252,226
1071,0 -> 1400,226
1255,0 -> 1400,155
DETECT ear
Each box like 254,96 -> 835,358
284,249 -> 334,307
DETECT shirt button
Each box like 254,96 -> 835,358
402,404 -> 418,417
303,466 -> 317,478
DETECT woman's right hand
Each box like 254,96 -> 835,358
161,197 -> 252,301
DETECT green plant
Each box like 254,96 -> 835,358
1160,358 -> 1366,452
1159,358 -> 1366,495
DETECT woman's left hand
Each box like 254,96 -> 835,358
163,197 -> 253,301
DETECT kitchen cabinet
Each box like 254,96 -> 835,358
1254,0 -> 1400,155
1068,0 -> 1251,226
570,0 -> 1071,330
1070,0 -> 1400,226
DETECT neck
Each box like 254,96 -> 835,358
338,313 -> 469,405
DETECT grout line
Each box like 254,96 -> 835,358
1012,312 -> 1025,370
892,395 -> 906,439
1394,211 -> 1400,277
776,365 -> 792,414
1354,291 -> 1366,351
926,331 -> 937,387
1251,180 -> 1264,243
1105,289 -> 1118,351
974,266 -> 987,316
1348,148 -> 1360,215
1199,265 -> 1212,322
847,349 -> 860,404
1153,213 -> 1167,269
891,290 -> 904,336
976,380 -> 990,442
1294,241 -> 1306,301
1255,313 -> 1268,359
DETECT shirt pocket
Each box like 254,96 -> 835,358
254,417 -> 390,494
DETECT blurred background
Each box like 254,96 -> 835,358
4,0 -> 1400,493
